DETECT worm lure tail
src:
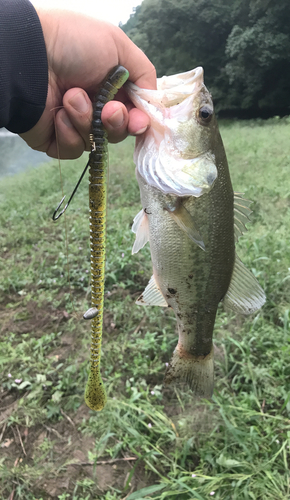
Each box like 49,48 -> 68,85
84,66 -> 129,411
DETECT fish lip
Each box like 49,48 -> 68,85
157,66 -> 203,91
125,67 -> 204,108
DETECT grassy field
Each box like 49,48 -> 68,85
0,117 -> 290,499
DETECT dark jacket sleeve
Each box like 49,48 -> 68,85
0,0 -> 48,133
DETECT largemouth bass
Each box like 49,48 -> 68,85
126,67 -> 265,397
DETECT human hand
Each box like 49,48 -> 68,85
20,8 -> 156,159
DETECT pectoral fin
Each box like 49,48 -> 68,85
166,202 -> 205,251
136,275 -> 169,307
234,193 -> 252,242
223,255 -> 266,314
132,209 -> 149,254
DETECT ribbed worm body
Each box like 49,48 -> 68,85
84,66 -> 129,411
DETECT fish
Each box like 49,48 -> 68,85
125,67 -> 265,397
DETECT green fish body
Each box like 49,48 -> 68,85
126,67 -> 265,397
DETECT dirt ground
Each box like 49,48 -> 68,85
0,297 -> 157,499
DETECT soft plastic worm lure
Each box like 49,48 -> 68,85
84,66 -> 129,411
52,66 -> 129,411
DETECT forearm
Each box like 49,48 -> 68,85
0,0 -> 48,133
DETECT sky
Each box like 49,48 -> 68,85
32,0 -> 143,26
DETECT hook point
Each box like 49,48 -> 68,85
52,195 -> 67,221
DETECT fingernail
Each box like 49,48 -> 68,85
69,91 -> 88,113
135,126 -> 148,135
107,108 -> 125,128
61,112 -> 74,129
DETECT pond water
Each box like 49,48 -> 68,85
0,129 -> 52,178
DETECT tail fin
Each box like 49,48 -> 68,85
163,344 -> 214,398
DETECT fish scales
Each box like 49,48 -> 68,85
127,67 -> 265,397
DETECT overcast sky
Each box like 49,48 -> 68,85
32,0 -> 143,26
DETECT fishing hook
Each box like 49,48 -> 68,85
52,157 -> 90,221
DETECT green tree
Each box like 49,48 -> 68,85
123,0 -> 234,107
122,0 -> 290,116
225,0 -> 290,113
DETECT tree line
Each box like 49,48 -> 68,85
121,0 -> 290,117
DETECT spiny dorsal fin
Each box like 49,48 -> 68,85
166,202 -> 205,251
132,209 -> 150,254
234,192 -> 252,242
136,275 -> 169,307
223,254 -> 266,315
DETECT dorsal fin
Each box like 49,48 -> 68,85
234,192 -> 252,242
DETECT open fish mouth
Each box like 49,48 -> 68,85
126,67 -> 218,197
127,66 -> 204,108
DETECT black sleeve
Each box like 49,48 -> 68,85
0,0 -> 48,134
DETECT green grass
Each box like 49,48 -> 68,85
0,117 -> 290,499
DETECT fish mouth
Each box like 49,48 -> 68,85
126,66 -> 204,110
126,67 -> 217,197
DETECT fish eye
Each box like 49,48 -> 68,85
198,106 -> 213,124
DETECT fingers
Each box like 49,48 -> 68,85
62,88 -> 150,147
100,100 -> 128,144
46,85 -> 151,159
22,86 -> 151,159
101,101 -> 149,143
63,89 -> 130,146
46,89 -> 92,159
43,89 -> 92,159
126,107 -> 150,136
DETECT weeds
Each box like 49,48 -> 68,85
0,120 -> 290,498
